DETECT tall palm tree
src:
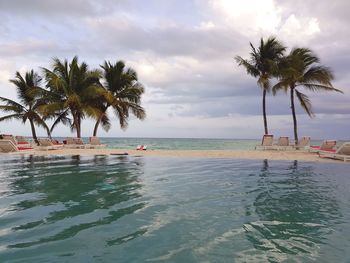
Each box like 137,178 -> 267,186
92,60 -> 145,136
0,70 -> 50,145
235,36 -> 286,134
42,56 -> 103,138
273,48 -> 342,144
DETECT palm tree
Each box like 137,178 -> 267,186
0,70 -> 50,145
42,56 -> 103,138
273,48 -> 342,144
235,36 -> 286,134
92,60 -> 145,136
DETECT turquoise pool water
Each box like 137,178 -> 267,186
0,155 -> 350,262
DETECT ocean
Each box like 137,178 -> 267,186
69,137 -> 326,150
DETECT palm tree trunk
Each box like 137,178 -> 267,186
93,117 -> 101,137
290,87 -> 298,145
29,119 -> 39,145
77,117 -> 81,138
262,89 -> 268,134
73,113 -> 81,138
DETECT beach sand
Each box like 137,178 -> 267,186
3,148 -> 346,163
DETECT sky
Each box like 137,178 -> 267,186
0,0 -> 349,139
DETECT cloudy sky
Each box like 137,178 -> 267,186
0,0 -> 349,139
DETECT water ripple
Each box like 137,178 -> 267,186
0,156 -> 350,262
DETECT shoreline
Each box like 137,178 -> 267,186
2,148 -> 346,163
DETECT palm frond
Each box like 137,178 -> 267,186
300,83 -> 343,93
83,105 -> 102,119
100,114 -> 111,132
0,96 -> 25,110
49,110 -> 71,133
112,104 -> 128,129
31,112 -> 51,136
129,103 -> 146,120
0,113 -> 23,122
272,81 -> 289,95
39,102 -> 65,116
302,65 -> 334,86
0,105 -> 23,113
234,56 -> 259,77
295,89 -> 314,117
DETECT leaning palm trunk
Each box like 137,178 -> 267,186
29,119 -> 39,145
93,108 -> 108,137
262,89 -> 269,135
290,86 -> 298,145
93,117 -> 101,137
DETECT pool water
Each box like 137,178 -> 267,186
0,155 -> 350,262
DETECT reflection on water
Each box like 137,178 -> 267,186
0,155 -> 146,257
0,155 -> 350,262
241,160 -> 342,262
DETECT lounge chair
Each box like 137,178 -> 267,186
1,134 -> 17,145
255,135 -> 274,150
295,136 -> 311,150
15,136 -> 31,146
64,138 -> 86,149
51,139 -> 63,145
0,139 -> 33,153
136,145 -> 147,151
89,137 -> 106,149
37,138 -> 63,151
272,136 -> 294,150
66,138 -> 92,149
310,140 -> 336,153
319,142 -> 350,162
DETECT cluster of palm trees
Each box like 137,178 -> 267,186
0,57 -> 145,145
235,36 -> 342,144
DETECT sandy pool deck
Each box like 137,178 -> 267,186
3,148 -> 347,163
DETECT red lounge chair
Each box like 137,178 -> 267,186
319,142 -> 350,162
136,145 -> 147,151
0,140 -> 33,153
310,140 -> 336,153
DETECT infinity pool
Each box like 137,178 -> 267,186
0,155 -> 349,262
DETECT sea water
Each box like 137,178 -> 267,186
0,155 -> 349,262
60,137 -> 260,150
65,137 -> 326,150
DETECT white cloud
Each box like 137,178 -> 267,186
0,70 -> 10,85
279,15 -> 320,44
210,0 -> 281,34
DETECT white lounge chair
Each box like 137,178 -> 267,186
295,136 -> 311,150
319,142 -> 350,162
0,139 -> 33,153
37,138 -> 63,151
1,134 -> 17,145
64,138 -> 86,149
89,137 -> 106,149
255,135 -> 274,150
272,136 -> 294,150
310,140 -> 336,153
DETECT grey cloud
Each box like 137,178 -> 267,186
0,0 -> 127,17
87,17 -> 247,60
0,40 -> 58,57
